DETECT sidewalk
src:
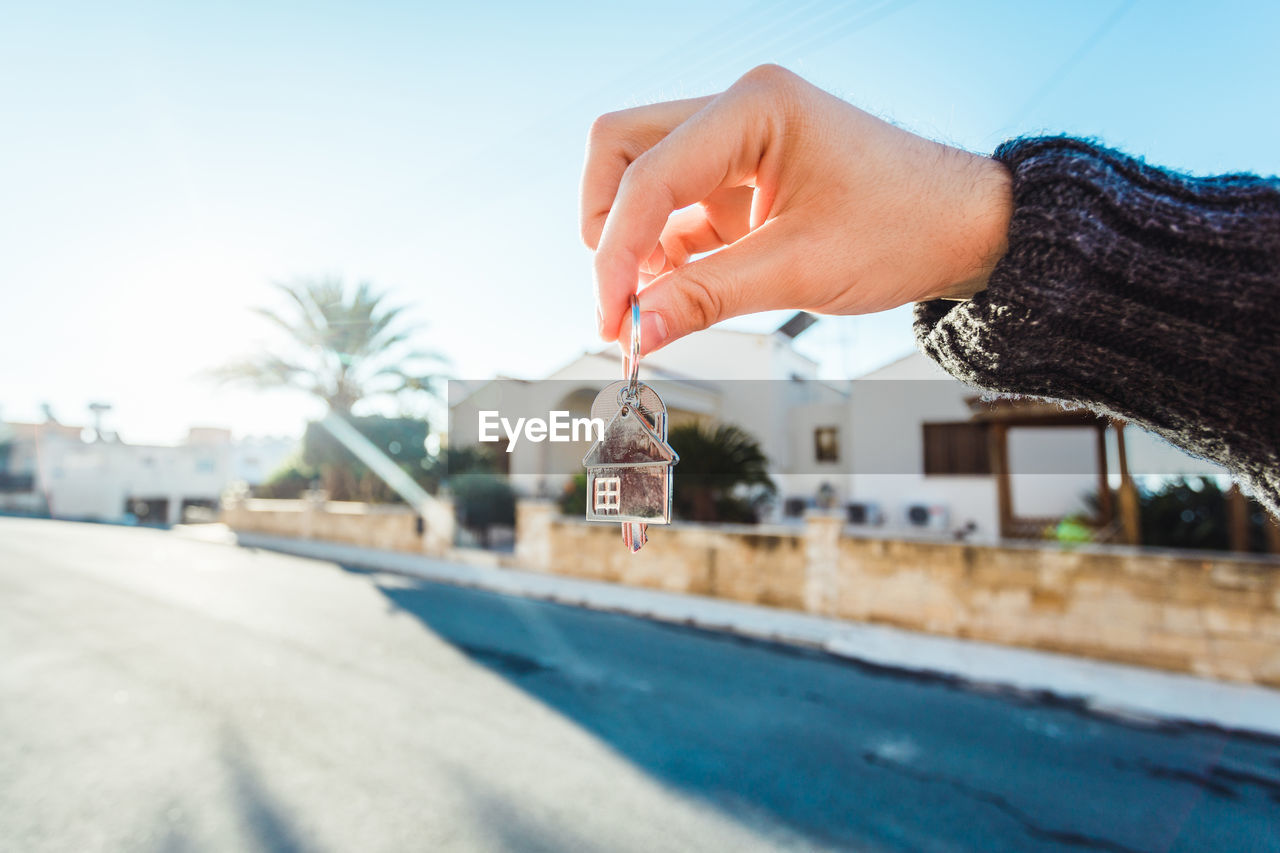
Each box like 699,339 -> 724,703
182,525 -> 1280,738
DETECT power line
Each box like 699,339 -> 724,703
1003,0 -> 1137,131
770,0 -> 921,66
362,0 -> 922,243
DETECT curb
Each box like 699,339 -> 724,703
213,528 -> 1280,739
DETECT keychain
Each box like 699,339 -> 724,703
582,295 -> 679,552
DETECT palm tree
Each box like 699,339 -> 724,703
668,422 -> 776,523
213,277 -> 447,499
214,277 -> 447,413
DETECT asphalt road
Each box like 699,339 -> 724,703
2,518 -> 1278,852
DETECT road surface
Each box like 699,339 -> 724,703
1,518 -> 1278,852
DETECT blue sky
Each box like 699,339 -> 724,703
3,0 -> 1278,442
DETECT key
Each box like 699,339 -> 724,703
581,296 -> 678,552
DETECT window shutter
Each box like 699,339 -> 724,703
923,423 -> 992,475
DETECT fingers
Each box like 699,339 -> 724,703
640,187 -> 754,276
634,218 -> 804,355
594,91 -> 774,341
579,96 -> 712,252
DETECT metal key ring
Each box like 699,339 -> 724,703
626,294 -> 641,399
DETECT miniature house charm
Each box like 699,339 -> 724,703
582,296 -> 678,552
583,398 -> 677,523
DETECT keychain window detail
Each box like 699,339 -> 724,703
593,477 -> 621,514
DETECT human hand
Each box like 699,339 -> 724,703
580,64 -> 1013,354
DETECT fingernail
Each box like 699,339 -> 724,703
640,311 -> 668,353
596,305 -> 605,337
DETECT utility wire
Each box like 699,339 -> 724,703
1003,0 -> 1137,131
769,0 -> 921,68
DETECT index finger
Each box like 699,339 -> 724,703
580,96 -> 712,253
593,86 -> 771,341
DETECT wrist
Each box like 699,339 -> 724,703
935,153 -> 1013,301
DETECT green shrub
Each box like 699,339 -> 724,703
254,453 -> 317,499
559,472 -> 587,516
668,422 -> 775,523
449,472 -> 515,547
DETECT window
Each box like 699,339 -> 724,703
923,423 -> 992,475
594,476 -> 621,514
814,427 -> 839,463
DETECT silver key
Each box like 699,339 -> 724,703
582,296 -> 678,552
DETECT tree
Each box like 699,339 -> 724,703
416,445 -> 500,496
449,472 -> 516,548
1083,476 -> 1276,552
254,427 -> 504,504
302,416 -> 431,502
213,278 -> 447,499
213,277 -> 446,414
559,473 -> 588,516
1138,477 -> 1230,551
668,422 -> 775,523
254,452 -> 319,500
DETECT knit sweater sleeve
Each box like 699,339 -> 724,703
913,136 -> 1280,515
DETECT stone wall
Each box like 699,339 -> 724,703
825,529 -> 1280,684
523,505 -> 808,608
519,502 -> 1280,686
222,496 -> 435,554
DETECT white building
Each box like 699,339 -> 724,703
448,317 -> 1219,543
0,420 -> 296,525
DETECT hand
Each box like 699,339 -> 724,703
580,64 -> 1013,354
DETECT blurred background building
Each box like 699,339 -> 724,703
0,412 -> 294,525
450,315 -> 1220,543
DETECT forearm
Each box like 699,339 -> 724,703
914,136 -> 1280,513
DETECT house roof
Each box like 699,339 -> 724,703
582,349 -> 724,390
582,407 -> 677,468
444,375 -> 529,409
853,350 -> 951,380
0,421 -> 85,443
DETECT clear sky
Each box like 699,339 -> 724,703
3,0 -> 1278,443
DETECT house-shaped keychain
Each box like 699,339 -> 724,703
582,402 -> 678,525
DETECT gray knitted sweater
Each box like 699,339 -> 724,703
914,136 -> 1280,516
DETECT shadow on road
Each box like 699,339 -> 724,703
342,565 -> 1280,853
146,730 -> 314,853
221,730 -> 314,853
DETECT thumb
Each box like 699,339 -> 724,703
633,219 -> 802,356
